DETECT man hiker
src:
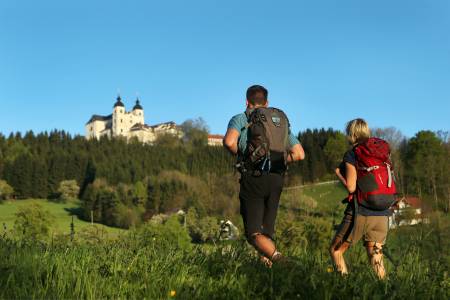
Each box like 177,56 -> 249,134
223,85 -> 305,264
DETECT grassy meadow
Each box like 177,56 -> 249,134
0,199 -> 123,236
1,183 -> 449,299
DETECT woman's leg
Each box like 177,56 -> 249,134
365,242 -> 386,279
364,216 -> 389,279
330,239 -> 351,274
329,204 -> 356,275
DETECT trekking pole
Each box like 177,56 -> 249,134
382,245 -> 399,269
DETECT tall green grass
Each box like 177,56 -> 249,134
1,188 -> 449,299
1,225 -> 448,299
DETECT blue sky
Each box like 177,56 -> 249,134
0,0 -> 449,138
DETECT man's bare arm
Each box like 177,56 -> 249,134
223,128 -> 240,155
287,143 -> 305,162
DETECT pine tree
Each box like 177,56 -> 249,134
32,158 -> 49,199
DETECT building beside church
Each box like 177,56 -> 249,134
85,95 -> 182,143
207,134 -> 224,146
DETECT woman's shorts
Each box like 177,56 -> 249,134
334,210 -> 388,245
349,215 -> 389,244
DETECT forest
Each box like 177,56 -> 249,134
0,125 -> 448,229
1,125 -> 449,299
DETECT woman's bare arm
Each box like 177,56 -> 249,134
335,168 -> 347,186
345,162 -> 357,193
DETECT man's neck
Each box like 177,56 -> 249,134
246,105 -> 265,110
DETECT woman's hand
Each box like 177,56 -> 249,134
335,168 -> 347,186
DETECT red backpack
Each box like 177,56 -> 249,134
354,137 -> 397,210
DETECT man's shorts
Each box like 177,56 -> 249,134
335,210 -> 388,245
239,172 -> 284,239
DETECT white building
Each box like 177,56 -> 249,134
85,95 -> 182,143
389,196 -> 429,228
208,134 -> 224,147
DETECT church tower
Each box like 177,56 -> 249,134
112,94 -> 125,136
132,97 -> 145,125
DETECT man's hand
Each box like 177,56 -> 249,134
287,143 -> 305,162
223,128 -> 240,155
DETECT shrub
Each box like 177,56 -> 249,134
131,215 -> 191,251
186,208 -> 220,243
13,203 -> 54,241
57,180 -> 80,202
114,203 -> 143,229
0,180 -> 14,201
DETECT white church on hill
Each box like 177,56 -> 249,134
85,95 -> 182,143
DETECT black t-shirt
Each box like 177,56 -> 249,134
339,150 -> 356,177
340,150 -> 391,216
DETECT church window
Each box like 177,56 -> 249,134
121,119 -> 123,123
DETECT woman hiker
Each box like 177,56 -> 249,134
329,118 -> 397,279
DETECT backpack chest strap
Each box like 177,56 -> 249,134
358,165 -> 380,172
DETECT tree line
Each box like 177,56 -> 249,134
0,126 -> 448,228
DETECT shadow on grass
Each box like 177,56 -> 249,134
64,207 -> 84,218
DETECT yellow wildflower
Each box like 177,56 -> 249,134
170,290 -> 176,297
327,267 -> 334,273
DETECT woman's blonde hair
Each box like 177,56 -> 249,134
346,118 -> 370,145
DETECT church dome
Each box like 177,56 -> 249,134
114,95 -> 125,108
133,98 -> 143,110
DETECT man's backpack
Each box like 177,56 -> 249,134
242,107 -> 290,174
354,137 -> 397,210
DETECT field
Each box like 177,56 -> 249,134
0,199 -> 123,236
1,183 -> 449,299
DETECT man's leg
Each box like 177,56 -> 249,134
260,173 -> 283,261
251,233 -> 277,259
239,175 -> 272,257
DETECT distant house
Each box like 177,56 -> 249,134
208,134 -> 224,147
389,196 -> 429,228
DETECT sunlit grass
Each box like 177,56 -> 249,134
0,199 -> 123,235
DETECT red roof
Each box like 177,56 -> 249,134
404,196 -> 422,208
208,134 -> 224,139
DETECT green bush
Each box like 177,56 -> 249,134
130,215 -> 192,251
186,208 -> 220,243
57,180 -> 80,202
0,179 -> 14,201
13,203 -> 54,241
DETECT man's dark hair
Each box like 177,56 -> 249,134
246,85 -> 268,105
